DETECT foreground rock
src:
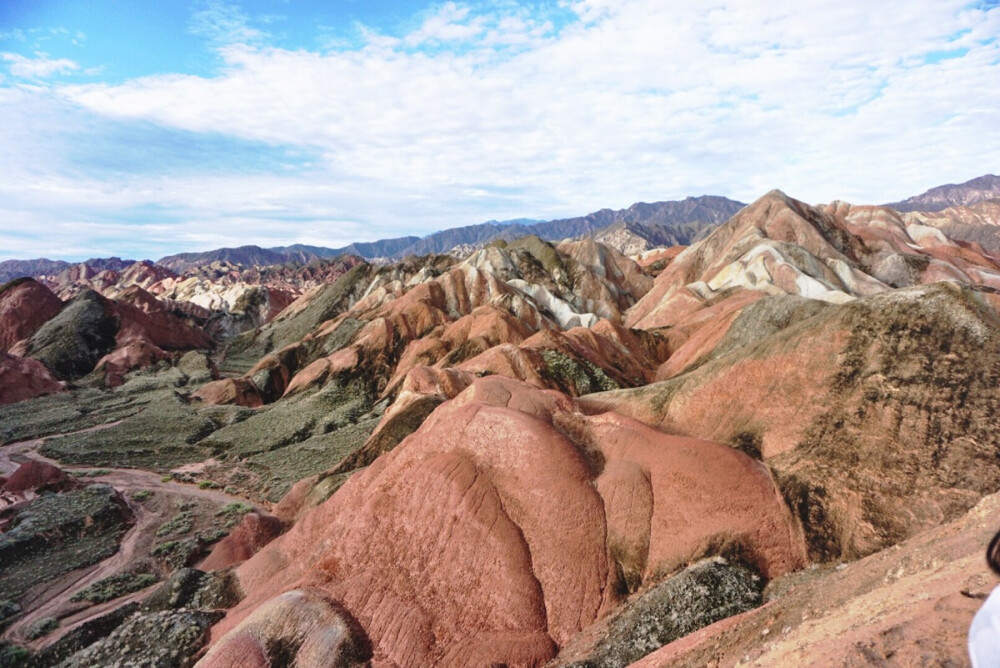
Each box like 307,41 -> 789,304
53,609 -> 222,668
552,558 -> 764,667
631,489 -> 1000,667
197,589 -> 370,668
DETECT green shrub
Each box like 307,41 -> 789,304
23,616 -> 57,640
0,643 -> 30,666
70,469 -> 111,478
151,541 -> 178,557
216,502 -> 254,527
0,601 -> 20,631
197,529 -> 228,544
151,539 -> 201,569
155,512 -> 193,538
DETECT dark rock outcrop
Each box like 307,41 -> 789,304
553,558 -> 764,667
53,609 -> 223,668
25,291 -> 118,380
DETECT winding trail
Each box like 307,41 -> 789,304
1,423 -> 263,651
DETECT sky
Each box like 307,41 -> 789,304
0,0 -> 998,261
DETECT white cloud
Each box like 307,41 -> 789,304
1,0 -> 999,260
403,3 -> 485,46
0,29 -> 27,42
2,52 -> 78,78
189,0 -> 269,46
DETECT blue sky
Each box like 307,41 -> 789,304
0,0 -> 998,261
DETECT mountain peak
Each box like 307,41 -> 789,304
887,173 -> 1000,212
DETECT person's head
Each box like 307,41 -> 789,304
988,528 -> 1000,576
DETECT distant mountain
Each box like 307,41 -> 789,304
157,245 -> 300,272
530,195 -> 744,247
594,220 -> 719,256
391,198 -> 743,258
388,222 -> 530,257
886,174 -> 1000,212
303,198 -> 743,261
0,257 -> 136,285
272,238 -> 421,260
0,258 -> 71,284
50,257 -> 136,281
0,196 -> 744,276
543,196 -> 745,236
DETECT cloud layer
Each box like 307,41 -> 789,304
1,0 -> 998,260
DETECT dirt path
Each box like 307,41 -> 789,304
0,420 -> 123,476
5,497 -> 158,649
1,423 -> 261,507
1,425 -> 264,651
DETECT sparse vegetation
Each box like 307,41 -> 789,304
151,540 -> 180,557
39,391 -> 217,470
0,601 -> 20,631
573,559 -> 763,667
196,529 -> 229,544
132,489 -> 154,502
0,485 -> 129,601
731,429 -> 763,460
156,511 -> 194,538
70,468 -> 111,478
152,539 -> 203,570
541,348 -> 620,395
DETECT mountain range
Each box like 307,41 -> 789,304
155,196 -> 745,271
2,176 -> 1000,665
4,176 -> 998,282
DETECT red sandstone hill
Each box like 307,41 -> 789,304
0,278 -> 63,352
202,376 -> 806,667
0,352 -> 64,404
0,280 -> 216,399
